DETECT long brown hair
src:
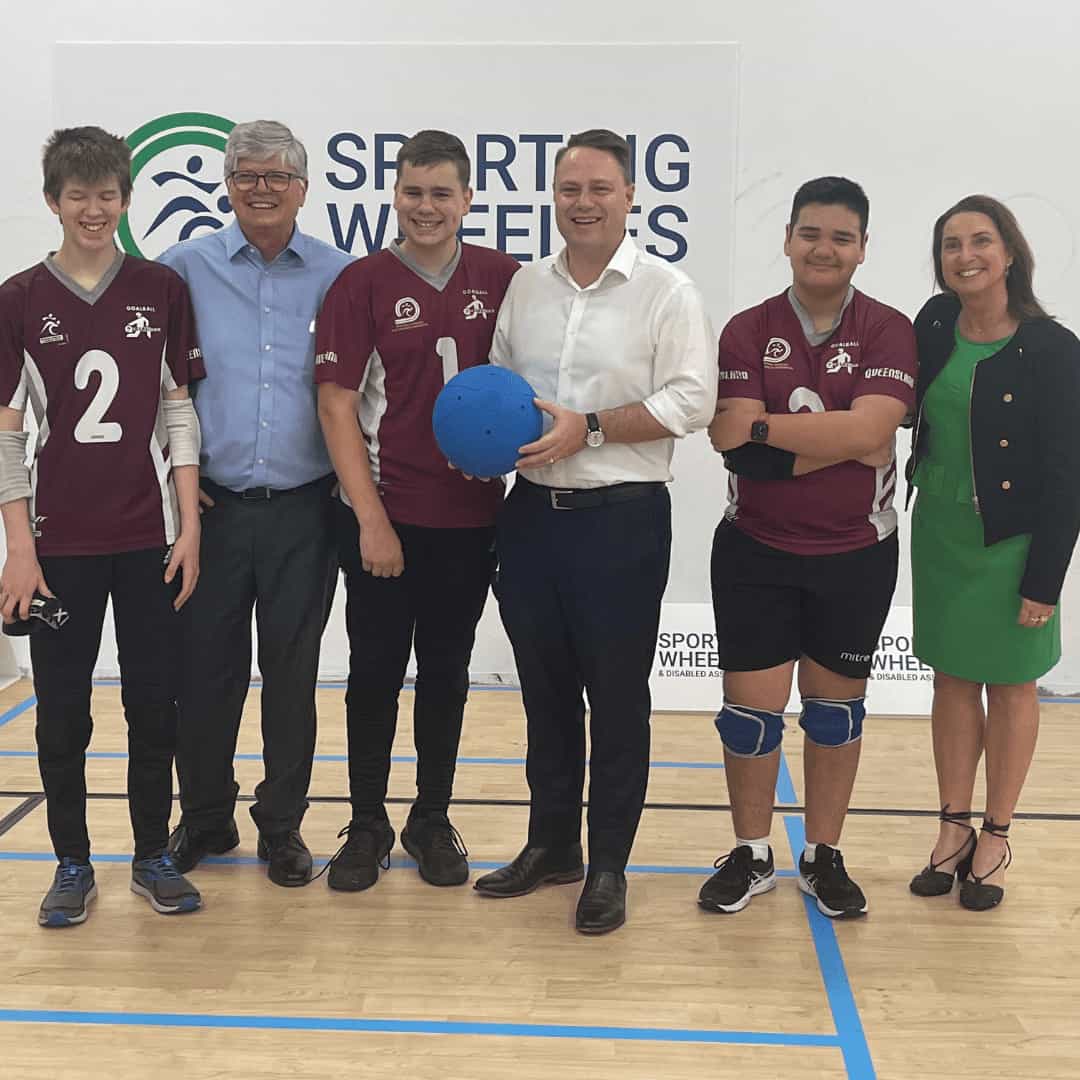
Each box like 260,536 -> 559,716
932,194 -> 1050,321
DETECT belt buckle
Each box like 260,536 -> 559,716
241,486 -> 272,501
549,489 -> 575,510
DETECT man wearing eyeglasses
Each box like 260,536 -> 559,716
158,120 -> 353,887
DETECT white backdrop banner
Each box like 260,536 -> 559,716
52,41 -> 739,609
50,41 -> 743,684
650,603 -> 932,716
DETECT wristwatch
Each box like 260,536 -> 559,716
585,412 -> 605,448
750,418 -> 770,444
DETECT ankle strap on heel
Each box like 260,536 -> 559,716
981,817 -> 1011,838
939,805 -> 974,826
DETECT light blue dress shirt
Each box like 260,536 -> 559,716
159,220 -> 354,491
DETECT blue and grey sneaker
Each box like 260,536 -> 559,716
38,858 -> 96,927
131,852 -> 202,915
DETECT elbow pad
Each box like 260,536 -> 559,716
0,430 -> 31,505
163,397 -> 202,468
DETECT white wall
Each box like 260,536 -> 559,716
2,1 -> 1079,689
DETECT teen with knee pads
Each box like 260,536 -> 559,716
699,176 -> 915,920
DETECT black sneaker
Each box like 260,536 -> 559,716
698,845 -> 776,913
798,844 -> 867,918
327,818 -> 395,892
401,810 -> 469,886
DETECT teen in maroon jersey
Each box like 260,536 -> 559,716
699,177 -> 916,920
0,128 -> 204,926
316,130 -> 519,891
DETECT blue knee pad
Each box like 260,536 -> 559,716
798,697 -> 865,747
713,703 -> 784,757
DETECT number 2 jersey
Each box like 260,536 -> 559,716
0,254 -> 204,556
314,241 -> 519,528
718,288 -> 917,555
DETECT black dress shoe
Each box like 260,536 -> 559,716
575,870 -> 627,935
473,842 -> 584,897
257,829 -> 313,887
166,819 -> 240,874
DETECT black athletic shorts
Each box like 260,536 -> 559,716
710,520 -> 899,679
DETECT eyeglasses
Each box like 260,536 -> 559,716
228,170 -> 304,192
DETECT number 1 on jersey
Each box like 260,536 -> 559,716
73,349 -> 123,444
435,337 -> 459,385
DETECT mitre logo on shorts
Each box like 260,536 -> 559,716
124,305 -> 162,339
394,296 -> 423,328
462,288 -> 495,321
763,337 -> 792,370
119,112 -> 237,260
39,313 -> 68,346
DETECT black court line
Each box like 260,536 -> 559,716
0,796 -> 45,838
0,789 -> 1078,823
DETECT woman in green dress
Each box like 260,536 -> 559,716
907,195 -> 1080,910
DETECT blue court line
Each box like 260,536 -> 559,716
0,695 -> 36,729
0,849 -> 797,878
0,749 -> 723,770
0,1006 -> 838,1047
780,752 -> 874,1080
776,749 -> 799,805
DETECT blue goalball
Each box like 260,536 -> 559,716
432,365 -> 543,478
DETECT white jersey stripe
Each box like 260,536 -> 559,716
359,348 -> 388,486
867,450 -> 898,541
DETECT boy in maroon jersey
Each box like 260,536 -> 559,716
315,130 -> 518,890
701,177 -> 916,919
0,127 -> 205,926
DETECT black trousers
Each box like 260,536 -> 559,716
32,548 -> 180,862
175,477 -> 336,836
496,480 -> 672,872
336,500 -> 495,820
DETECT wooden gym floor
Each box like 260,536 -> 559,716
0,677 -> 1077,1079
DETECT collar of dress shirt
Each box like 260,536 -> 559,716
223,219 -> 307,264
552,231 -> 638,290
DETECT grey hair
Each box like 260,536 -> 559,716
224,120 -> 308,180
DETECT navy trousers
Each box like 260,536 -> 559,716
496,479 -> 671,872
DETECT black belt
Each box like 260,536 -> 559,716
517,477 -> 664,511
203,474 -> 332,501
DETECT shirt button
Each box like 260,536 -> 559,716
261,421 -> 268,428
999,438 -> 1009,448
1001,480 -> 1012,491
1003,392 -> 1013,402
264,306 -> 271,314
263,383 -> 270,390
257,458 -> 265,465
264,344 -> 272,352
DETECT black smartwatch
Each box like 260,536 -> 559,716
750,418 -> 770,444
585,412 -> 605,448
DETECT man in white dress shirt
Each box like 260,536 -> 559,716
473,129 -> 716,934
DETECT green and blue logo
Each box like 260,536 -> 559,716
119,112 -> 236,258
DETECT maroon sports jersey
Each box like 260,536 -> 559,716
315,242 -> 519,527
0,255 -> 204,556
718,289 -> 916,555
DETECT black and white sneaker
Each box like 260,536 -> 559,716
698,845 -> 776,913
798,844 -> 867,919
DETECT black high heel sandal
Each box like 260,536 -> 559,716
909,806 -> 976,897
959,818 -> 1012,911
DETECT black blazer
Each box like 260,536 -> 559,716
906,293 -> 1080,605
